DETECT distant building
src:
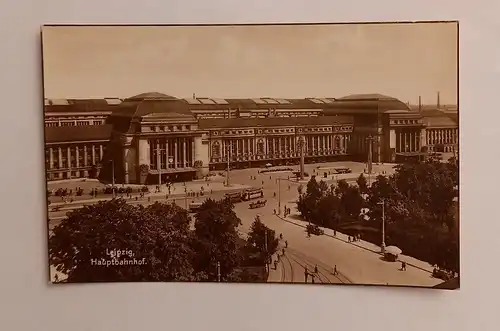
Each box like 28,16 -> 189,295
43,92 -> 458,184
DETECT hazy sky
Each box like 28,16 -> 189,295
42,23 -> 458,104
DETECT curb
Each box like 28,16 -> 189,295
275,215 -> 434,274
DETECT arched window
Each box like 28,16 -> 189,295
257,139 -> 265,155
212,141 -> 221,157
335,136 -> 341,150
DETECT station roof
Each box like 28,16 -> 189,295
44,93 -> 412,116
199,116 -> 353,129
420,109 -> 458,127
323,94 -> 412,115
44,98 -> 123,113
45,124 -> 113,144
124,92 -> 178,102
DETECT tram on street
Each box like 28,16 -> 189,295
224,191 -> 244,203
241,187 -> 264,201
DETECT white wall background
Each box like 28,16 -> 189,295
0,1 -> 498,330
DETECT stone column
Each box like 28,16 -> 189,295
174,139 -> 178,168
58,147 -> 62,169
49,148 -> 54,169
123,147 -> 130,184
183,138 -> 187,168
389,129 -> 396,158
75,147 -> 80,168
92,145 -> 96,165
67,146 -> 71,177
83,146 -> 88,177
138,139 -> 151,168
99,145 -> 103,160
194,135 -> 209,177
83,146 -> 88,166
420,128 -> 427,151
191,138 -> 195,166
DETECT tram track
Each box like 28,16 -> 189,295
286,248 -> 351,284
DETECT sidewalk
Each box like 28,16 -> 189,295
49,182 -> 250,207
275,213 -> 435,274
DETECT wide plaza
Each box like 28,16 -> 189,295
48,160 -> 442,287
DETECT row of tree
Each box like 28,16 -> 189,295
49,198 -> 278,282
296,157 -> 459,274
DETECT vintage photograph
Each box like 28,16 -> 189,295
43,23 -> 459,288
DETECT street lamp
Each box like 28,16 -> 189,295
225,145 -> 231,187
109,159 -> 115,198
377,198 -> 386,253
277,177 -> 282,215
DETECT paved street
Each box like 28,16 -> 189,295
48,161 -> 441,286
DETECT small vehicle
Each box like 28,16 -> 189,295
334,167 -> 352,174
432,268 -> 452,281
249,200 -> 267,209
224,191 -> 244,203
188,202 -> 203,212
306,224 -> 324,236
241,188 -> 264,201
293,171 -> 309,178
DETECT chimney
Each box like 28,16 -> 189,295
437,91 -> 440,108
418,96 -> 422,112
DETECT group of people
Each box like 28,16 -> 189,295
273,234 -> 289,270
347,234 -> 361,242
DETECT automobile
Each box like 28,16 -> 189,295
306,224 -> 324,236
188,202 -> 203,212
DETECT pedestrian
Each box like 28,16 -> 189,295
285,240 -> 288,248
280,233 -> 283,240
401,261 -> 406,271
54,274 -> 59,283
273,209 -> 276,214
304,268 -> 309,283
274,261 -> 278,270
334,230 -> 336,236
311,274 -> 315,284
282,248 -> 285,255
314,265 -> 318,274
333,265 -> 338,276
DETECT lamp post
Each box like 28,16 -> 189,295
156,143 -> 162,191
225,144 -> 231,187
109,159 -> 115,198
377,199 -> 386,253
184,187 -> 188,210
216,261 -> 221,282
277,177 -> 281,214
366,135 -> 374,175
298,136 -> 305,180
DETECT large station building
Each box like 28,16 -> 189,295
44,92 -> 458,184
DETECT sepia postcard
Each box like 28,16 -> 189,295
43,23 -> 459,289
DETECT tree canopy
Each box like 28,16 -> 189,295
296,158 -> 459,274
50,197 -> 272,283
49,199 -> 195,282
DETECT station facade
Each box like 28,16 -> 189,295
44,92 -> 458,184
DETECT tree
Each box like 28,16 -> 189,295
356,173 -> 368,194
366,161 -> 459,272
49,199 -> 195,282
192,198 -> 242,281
246,216 -> 279,260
